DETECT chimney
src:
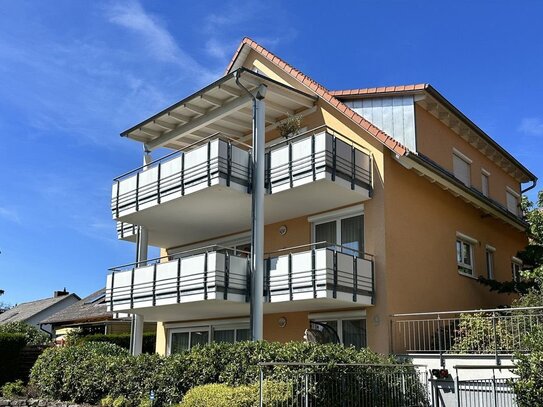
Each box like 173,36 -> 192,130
54,288 -> 69,298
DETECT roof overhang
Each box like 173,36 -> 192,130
333,85 -> 536,184
121,68 -> 318,151
395,151 -> 529,231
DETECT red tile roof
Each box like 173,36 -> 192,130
330,84 -> 428,97
226,37 -> 408,156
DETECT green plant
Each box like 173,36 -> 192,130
76,333 -> 156,354
277,114 -> 302,138
0,322 -> 49,346
513,326 -> 543,406
112,395 -> 129,407
1,380 -> 26,398
100,395 -> 115,407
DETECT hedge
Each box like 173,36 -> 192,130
76,333 -> 156,354
30,341 -> 425,406
513,326 -> 543,406
0,333 -> 27,385
0,322 -> 50,346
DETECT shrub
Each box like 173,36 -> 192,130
30,340 -> 417,406
0,333 -> 27,385
75,333 -> 156,354
1,380 -> 26,398
513,326 -> 543,406
0,322 -> 50,346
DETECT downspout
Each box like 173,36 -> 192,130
234,71 -> 267,341
39,323 -> 53,341
521,178 -> 537,195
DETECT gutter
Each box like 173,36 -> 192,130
39,323 -> 53,341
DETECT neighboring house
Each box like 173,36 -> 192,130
0,290 -> 80,334
106,38 -> 537,356
42,288 -> 155,339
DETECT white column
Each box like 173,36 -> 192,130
250,86 -> 266,341
130,149 -> 152,356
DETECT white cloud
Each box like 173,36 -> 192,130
518,117 -> 543,136
0,207 -> 21,224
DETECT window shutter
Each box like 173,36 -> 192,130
453,154 -> 471,186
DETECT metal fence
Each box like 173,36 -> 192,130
455,366 -> 517,407
390,306 -> 543,360
258,363 -> 429,407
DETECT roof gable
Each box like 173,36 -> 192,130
0,294 -> 79,324
226,37 -> 408,156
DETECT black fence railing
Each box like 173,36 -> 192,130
106,245 -> 251,311
111,127 -> 373,219
258,363 -> 429,407
264,242 -> 374,304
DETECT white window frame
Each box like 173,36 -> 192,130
485,245 -> 496,280
309,205 -> 364,253
512,256 -> 523,282
308,311 -> 367,347
481,169 -> 490,197
167,326 -> 211,355
166,319 -> 250,355
456,232 -> 477,277
453,148 -> 472,186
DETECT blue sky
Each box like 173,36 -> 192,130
1,0 -> 542,305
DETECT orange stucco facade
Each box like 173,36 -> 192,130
151,47 -> 532,356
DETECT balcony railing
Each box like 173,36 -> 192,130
265,242 -> 374,304
266,126 -> 372,194
390,306 -> 543,360
111,135 -> 251,219
106,245 -> 250,312
111,127 -> 373,222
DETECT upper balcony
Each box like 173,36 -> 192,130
106,242 -> 374,321
112,128 -> 372,248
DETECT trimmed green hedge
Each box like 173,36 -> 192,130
0,333 -> 27,385
513,326 -> 543,406
30,341 -> 422,406
76,333 -> 156,354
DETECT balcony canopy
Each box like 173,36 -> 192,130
121,68 -> 318,151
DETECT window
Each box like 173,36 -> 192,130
506,188 -> 520,216
310,317 -> 367,348
169,328 -> 209,354
312,209 -> 364,256
168,322 -> 249,354
456,234 -> 475,276
485,246 -> 495,280
512,258 -> 523,282
453,150 -> 472,186
481,170 -> 490,197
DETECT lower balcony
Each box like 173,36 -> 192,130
106,243 -> 374,321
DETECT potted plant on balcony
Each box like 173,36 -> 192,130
277,114 -> 302,139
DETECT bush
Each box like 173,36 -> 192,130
74,333 -> 156,354
0,333 -> 27,385
30,341 -> 416,406
1,380 -> 26,398
0,322 -> 50,346
513,326 -> 543,406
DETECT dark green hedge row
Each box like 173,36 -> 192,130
29,341 -> 425,406
0,333 -> 27,385
76,333 -> 156,354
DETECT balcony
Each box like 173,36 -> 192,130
265,243 -> 374,311
112,127 -> 373,247
106,245 -> 250,321
106,242 -> 374,321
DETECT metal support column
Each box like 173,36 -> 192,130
130,149 -> 152,356
250,85 -> 267,341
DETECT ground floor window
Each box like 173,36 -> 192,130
512,258 -> 523,282
168,323 -> 249,354
310,318 -> 367,348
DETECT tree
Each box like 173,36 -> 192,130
477,190 -> 543,294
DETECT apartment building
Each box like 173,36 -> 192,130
106,38 -> 536,355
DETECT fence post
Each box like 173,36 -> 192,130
455,367 -> 461,407
491,369 -> 498,407
259,366 -> 264,407
438,314 -> 444,368
304,370 -> 309,407
492,311 -> 500,365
